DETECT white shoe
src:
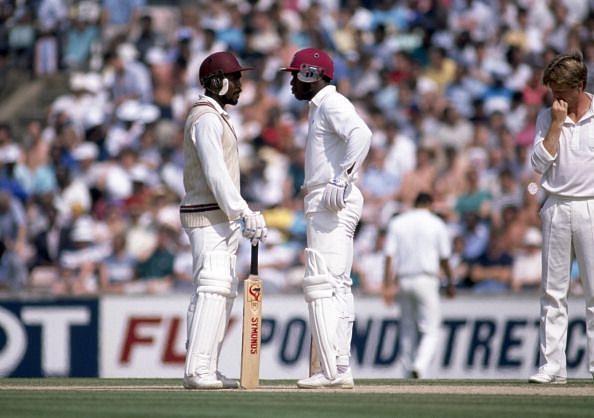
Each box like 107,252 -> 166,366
297,370 -> 354,389
529,372 -> 567,384
216,372 -> 239,389
183,374 -> 224,389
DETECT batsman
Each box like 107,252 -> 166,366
180,51 -> 267,389
281,48 -> 372,388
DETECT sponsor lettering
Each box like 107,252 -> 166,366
119,316 -> 185,364
0,303 -> 97,377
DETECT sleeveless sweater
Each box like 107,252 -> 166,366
179,101 -> 240,227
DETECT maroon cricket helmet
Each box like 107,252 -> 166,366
199,51 -> 253,85
281,48 -> 334,82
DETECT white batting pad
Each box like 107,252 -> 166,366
196,251 -> 236,296
334,289 -> 354,367
185,292 -> 198,350
303,248 -> 338,379
308,297 -> 338,380
185,292 -> 227,377
210,297 -> 235,372
303,248 -> 335,301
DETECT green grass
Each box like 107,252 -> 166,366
0,379 -> 593,418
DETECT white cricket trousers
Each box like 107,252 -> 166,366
398,275 -> 441,378
306,186 -> 363,368
539,195 -> 594,377
183,221 -> 241,375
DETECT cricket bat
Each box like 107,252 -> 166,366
240,243 -> 262,389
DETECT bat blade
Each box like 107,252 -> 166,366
240,244 -> 262,389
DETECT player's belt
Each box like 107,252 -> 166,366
180,203 -> 220,213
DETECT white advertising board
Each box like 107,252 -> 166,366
100,294 -> 592,379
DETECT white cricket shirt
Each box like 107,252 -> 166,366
303,85 -> 371,212
304,85 -> 371,187
190,95 -> 248,220
384,208 -> 451,278
531,93 -> 594,197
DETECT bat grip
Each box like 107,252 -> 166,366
250,243 -> 259,275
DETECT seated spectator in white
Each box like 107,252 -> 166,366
59,216 -> 109,294
54,165 -> 92,219
511,227 -> 542,292
105,100 -> 160,157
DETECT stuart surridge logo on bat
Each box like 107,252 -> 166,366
248,283 -> 261,302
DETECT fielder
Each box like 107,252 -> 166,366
382,192 -> 455,379
529,52 -> 594,384
180,51 -> 267,389
281,48 -> 372,388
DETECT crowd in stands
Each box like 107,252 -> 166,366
0,0 -> 593,296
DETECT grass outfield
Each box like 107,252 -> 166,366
1,379 -> 593,418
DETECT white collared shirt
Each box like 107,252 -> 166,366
384,208 -> 451,278
531,93 -> 594,197
304,85 -> 372,188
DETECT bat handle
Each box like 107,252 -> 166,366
250,243 -> 259,275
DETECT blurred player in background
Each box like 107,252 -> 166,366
281,48 -> 372,389
530,52 -> 594,384
180,51 -> 267,389
383,192 -> 455,379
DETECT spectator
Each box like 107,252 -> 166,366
0,191 -> 28,292
98,231 -> 136,293
63,3 -> 101,70
511,227 -> 542,292
467,230 -> 514,294
135,223 -> 175,293
0,0 -> 592,299
454,167 -> 492,219
103,44 -> 153,106
100,0 -> 146,43
58,216 -> 108,294
352,227 -> 386,295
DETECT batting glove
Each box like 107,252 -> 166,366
321,177 -> 349,211
241,210 -> 268,245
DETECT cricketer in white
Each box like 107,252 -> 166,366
529,52 -> 594,385
180,52 -> 267,389
382,192 -> 455,379
282,48 -> 372,389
